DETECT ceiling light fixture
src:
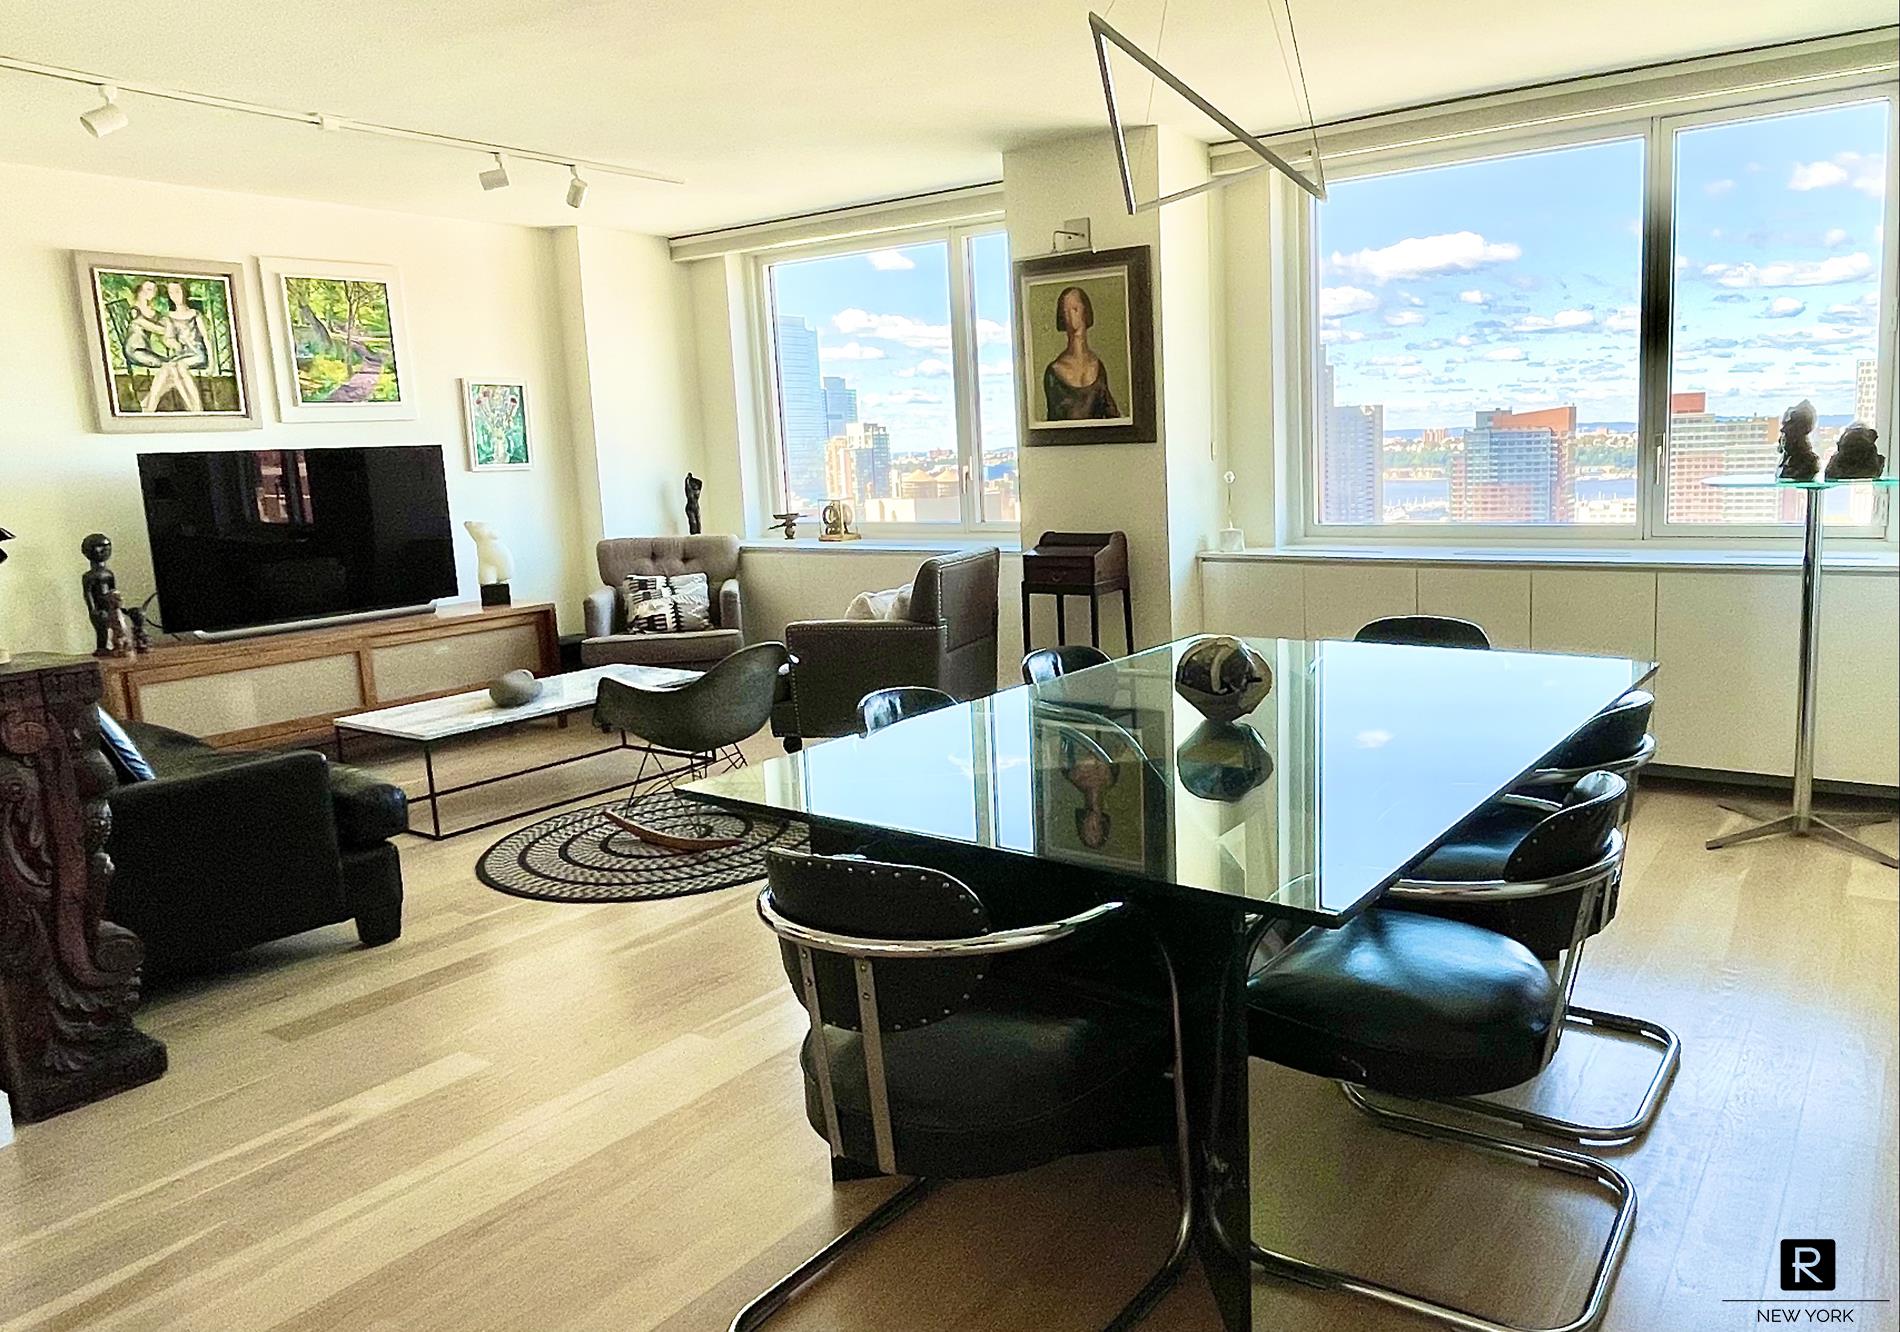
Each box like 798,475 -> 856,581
0,53 -> 680,188
478,151 -> 510,192
565,166 -> 589,210
79,84 -> 128,138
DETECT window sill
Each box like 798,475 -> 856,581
1199,543 -> 1900,574
740,534 -> 1021,556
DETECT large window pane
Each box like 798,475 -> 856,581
1314,138 -> 1645,526
968,230 -> 1020,523
768,241 -> 958,523
1665,99 -> 1891,527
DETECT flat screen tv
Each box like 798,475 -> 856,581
137,445 -> 458,636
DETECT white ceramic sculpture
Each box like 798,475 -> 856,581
465,521 -> 515,585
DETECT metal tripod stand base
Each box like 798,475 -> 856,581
1706,800 -> 1899,868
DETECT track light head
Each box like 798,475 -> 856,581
478,151 -> 510,192
80,85 -> 129,139
566,166 -> 589,210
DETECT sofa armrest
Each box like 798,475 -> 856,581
718,577 -> 743,634
105,750 -> 347,964
584,587 -> 618,639
782,620 -> 949,739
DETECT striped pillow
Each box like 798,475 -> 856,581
619,572 -> 713,634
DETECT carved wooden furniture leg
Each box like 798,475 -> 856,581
0,656 -> 166,1123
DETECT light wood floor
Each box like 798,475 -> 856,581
2,720 -> 1895,1331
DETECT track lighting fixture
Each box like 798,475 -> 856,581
79,84 -> 128,138
478,151 -> 510,191
565,165 -> 589,209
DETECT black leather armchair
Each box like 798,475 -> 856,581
771,547 -> 999,749
103,720 -> 406,973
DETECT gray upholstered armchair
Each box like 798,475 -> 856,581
582,535 -> 746,670
771,546 -> 1000,749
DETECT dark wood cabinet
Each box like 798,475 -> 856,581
1020,530 -> 1133,653
0,655 -> 166,1122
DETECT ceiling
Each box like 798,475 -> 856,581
1,1 -> 1890,238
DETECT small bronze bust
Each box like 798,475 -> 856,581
1776,399 -> 1821,481
683,472 -> 704,535
81,532 -> 136,658
1824,423 -> 1886,481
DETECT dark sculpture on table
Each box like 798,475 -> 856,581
1824,423 -> 1885,481
683,472 -> 704,535
80,533 -> 134,658
769,511 -> 805,540
1174,635 -> 1273,724
0,656 -> 166,1120
1776,399 -> 1821,481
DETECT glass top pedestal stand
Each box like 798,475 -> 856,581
1702,475 -> 1898,868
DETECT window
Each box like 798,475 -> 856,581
1663,98 -> 1891,531
762,224 -> 1016,532
1301,85 -> 1895,542
1315,138 -> 1644,528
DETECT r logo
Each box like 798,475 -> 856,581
1779,1239 -> 1836,1291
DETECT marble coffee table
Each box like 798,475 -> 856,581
335,664 -> 701,839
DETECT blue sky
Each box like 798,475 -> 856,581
770,232 -> 1016,460
1320,98 -> 1889,431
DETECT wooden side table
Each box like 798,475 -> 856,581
1020,531 -> 1133,654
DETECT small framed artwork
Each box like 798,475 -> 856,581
1014,244 -> 1155,446
257,257 -> 417,422
462,379 -> 531,471
73,251 -> 261,433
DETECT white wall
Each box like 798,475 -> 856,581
0,161 -> 596,653
555,226 -> 711,546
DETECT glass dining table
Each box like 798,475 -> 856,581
685,636 -> 1657,1331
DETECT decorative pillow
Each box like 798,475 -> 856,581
843,584 -> 914,621
619,572 -> 713,634
95,708 -> 156,782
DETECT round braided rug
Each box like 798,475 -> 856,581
476,786 -> 807,904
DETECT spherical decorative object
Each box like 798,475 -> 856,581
488,669 -> 543,708
1174,635 -> 1272,724
1176,719 -> 1274,802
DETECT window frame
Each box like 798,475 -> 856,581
751,219 -> 1017,539
1287,77 -> 1899,550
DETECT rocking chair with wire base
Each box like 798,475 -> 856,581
592,640 -> 789,851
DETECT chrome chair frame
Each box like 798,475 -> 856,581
1252,832 -> 1639,1332
736,886 -> 1193,1332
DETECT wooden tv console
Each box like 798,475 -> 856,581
98,602 -> 559,750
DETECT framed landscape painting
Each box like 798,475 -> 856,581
1013,244 -> 1155,446
74,251 -> 260,433
463,379 -> 531,471
258,257 -> 417,422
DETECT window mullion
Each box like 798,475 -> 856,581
1637,113 -> 1676,541
946,227 -> 980,527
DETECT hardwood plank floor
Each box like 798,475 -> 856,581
2,720 -> 1894,1331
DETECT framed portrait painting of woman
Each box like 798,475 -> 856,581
73,251 -> 261,433
1013,244 -> 1155,446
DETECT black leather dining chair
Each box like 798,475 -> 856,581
736,849 -> 1193,1331
1246,772 -> 1636,1332
1022,644 -> 1112,685
857,685 -> 957,735
1354,614 -> 1492,649
1390,759 -> 1679,1146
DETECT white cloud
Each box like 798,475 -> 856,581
1483,347 -> 1527,361
1704,178 -> 1736,197
1366,355 -> 1421,367
1319,327 -> 1367,344
1330,230 -> 1522,283
866,249 -> 916,271
1383,309 -> 1427,327
1700,253 -> 1874,288
978,358 -> 1013,378
1823,227 -> 1850,247
1319,285 -> 1378,318
1457,289 -> 1488,305
1764,297 -> 1806,319
819,340 -> 885,361
974,318 -> 1010,346
1603,307 -> 1639,334
864,388 -> 943,407
896,357 -> 952,378
1789,152 -> 1887,198
832,308 -> 955,350
1398,291 -> 1425,307
1510,308 -> 1595,333
1454,334 -> 1476,347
